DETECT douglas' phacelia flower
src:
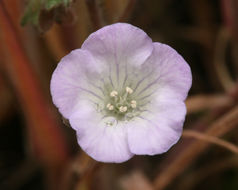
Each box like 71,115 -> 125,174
50,23 -> 192,163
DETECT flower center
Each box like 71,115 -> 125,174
104,86 -> 140,122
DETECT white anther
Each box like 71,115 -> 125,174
131,100 -> 136,104
119,106 -> 127,113
126,87 -> 133,94
106,103 -> 114,110
110,90 -> 118,97
131,100 -> 137,108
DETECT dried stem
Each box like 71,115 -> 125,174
153,105 -> 238,190
183,129 -> 238,154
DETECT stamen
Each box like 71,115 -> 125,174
119,106 -> 127,112
105,87 -> 140,120
110,90 -> 118,97
126,87 -> 133,94
131,100 -> 137,108
107,103 -> 114,110
131,100 -> 136,104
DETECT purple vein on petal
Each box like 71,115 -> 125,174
88,81 -> 106,96
137,88 -> 159,101
133,69 -> 156,93
56,79 -> 104,100
109,60 -> 115,89
136,75 -> 161,96
135,69 -> 170,96
113,44 -> 120,87
78,87 -> 104,100
138,99 -> 151,107
137,116 -> 153,126
122,66 -> 128,89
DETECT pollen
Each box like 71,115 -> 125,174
110,90 -> 118,97
119,106 -> 128,113
126,87 -> 133,94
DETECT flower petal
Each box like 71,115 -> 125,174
127,100 -> 186,155
50,49 -> 105,119
69,100 -> 134,163
82,23 -> 153,90
131,42 -> 192,102
127,42 -> 191,155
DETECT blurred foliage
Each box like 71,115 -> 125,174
21,0 -> 73,31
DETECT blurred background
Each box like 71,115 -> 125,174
1,0 -> 238,189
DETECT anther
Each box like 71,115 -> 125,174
110,90 -> 118,97
131,100 -> 137,108
126,87 -> 133,94
107,103 -> 114,110
119,106 -> 127,113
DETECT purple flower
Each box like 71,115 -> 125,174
50,23 -> 192,163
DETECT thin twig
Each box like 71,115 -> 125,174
183,129 -> 238,154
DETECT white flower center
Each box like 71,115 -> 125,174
103,86 -> 141,121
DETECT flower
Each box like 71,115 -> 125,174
50,23 -> 192,163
